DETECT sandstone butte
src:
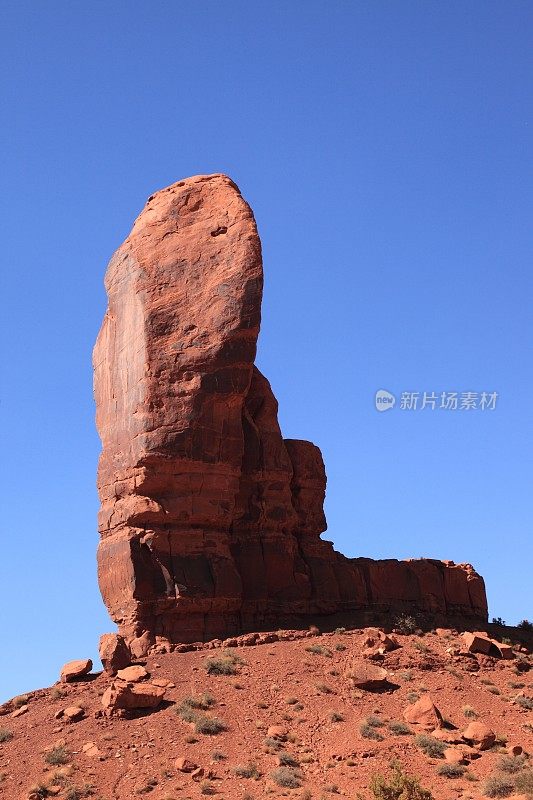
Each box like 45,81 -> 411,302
93,173 -> 488,655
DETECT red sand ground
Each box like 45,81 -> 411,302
1,627 -> 531,800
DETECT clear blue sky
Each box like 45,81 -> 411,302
1,1 -> 531,702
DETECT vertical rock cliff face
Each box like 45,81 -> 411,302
94,174 -> 487,653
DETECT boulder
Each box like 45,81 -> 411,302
116,665 -> 148,683
63,706 -> 84,722
361,628 -> 398,658
175,757 -> 198,772
101,682 -> 165,714
99,633 -> 131,675
347,663 -> 389,690
443,747 -> 465,764
462,721 -> 496,750
403,695 -> 443,730
462,632 -> 493,655
60,659 -> 92,683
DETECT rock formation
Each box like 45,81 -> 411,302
94,173 -> 487,654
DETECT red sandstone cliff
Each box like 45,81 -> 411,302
93,174 -> 487,654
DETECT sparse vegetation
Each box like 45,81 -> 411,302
398,670 -> 413,681
334,627 -> 346,634
360,716 -> 385,741
44,746 -> 71,766
492,617 -> 506,626
194,715 -> 227,735
264,736 -> 283,752
482,775 -> 515,798
517,619 -> 533,631
388,721 -> 412,735
200,780 -> 216,795
270,766 -> 301,788
368,762 -> 433,800
329,711 -> 344,723
278,751 -> 299,767
286,696 -> 298,705
515,769 -> 533,794
0,729 -> 13,743
211,749 -> 226,761
316,682 -> 334,694
462,705 -> 478,719
204,651 -> 242,675
12,694 -> 29,708
497,754 -> 527,773
406,691 -> 420,704
66,786 -> 96,800
437,764 -> 465,778
395,614 -> 418,635
487,685 -> 501,695
233,762 -> 260,779
305,644 -> 332,657
414,734 -> 446,758
335,643 -> 346,651
514,695 -> 533,710
413,640 -> 429,653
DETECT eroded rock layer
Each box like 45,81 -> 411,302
94,174 -> 487,652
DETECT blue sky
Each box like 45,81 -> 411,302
1,1 -> 531,702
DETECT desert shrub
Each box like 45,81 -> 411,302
395,614 -> 418,635
316,682 -> 334,694
437,764 -> 465,778
324,784 -> 340,793
406,691 -> 420,704
44,746 -> 71,766
497,754 -> 527,773
305,644 -> 332,657
398,670 -> 413,681
463,705 -> 478,719
517,619 -> 533,631
264,736 -> 282,752
492,617 -> 506,626
508,681 -> 525,689
0,729 -> 13,743
482,775 -> 515,798
211,749 -> 226,761
414,734 -> 446,758
413,640 -> 430,653
514,695 -> 533,710
514,768 -> 533,794
369,762 -> 432,799
200,780 -> 216,795
360,722 -> 384,741
12,695 -> 29,708
329,711 -> 344,723
481,678 -> 495,685
194,715 -> 226,735
278,751 -> 299,767
286,696 -> 298,705
233,762 -> 260,779
178,693 -> 215,716
335,643 -> 347,651
334,627 -> 346,634
204,652 -> 241,675
270,766 -> 301,788
66,787 -> 96,800
487,685 -> 501,695
388,721 -> 412,735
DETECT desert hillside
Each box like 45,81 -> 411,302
1,623 -> 531,800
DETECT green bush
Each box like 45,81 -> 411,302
204,652 -> 241,675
